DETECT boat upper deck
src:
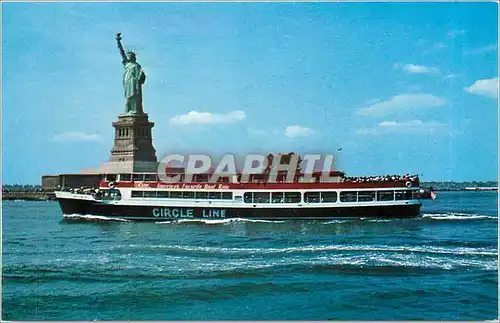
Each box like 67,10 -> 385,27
98,172 -> 420,190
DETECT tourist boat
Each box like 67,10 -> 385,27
53,34 -> 435,222
55,168 -> 431,221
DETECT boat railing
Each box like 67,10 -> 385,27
58,187 -> 122,201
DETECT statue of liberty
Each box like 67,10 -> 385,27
116,33 -> 146,114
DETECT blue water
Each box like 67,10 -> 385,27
2,191 -> 498,320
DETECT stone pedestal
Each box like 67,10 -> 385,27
104,113 -> 157,172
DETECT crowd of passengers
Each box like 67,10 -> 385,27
342,174 -> 419,183
58,174 -> 420,194
58,186 -> 94,194
58,186 -> 121,199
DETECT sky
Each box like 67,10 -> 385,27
2,2 -> 498,184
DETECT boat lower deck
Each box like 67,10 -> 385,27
57,197 -> 421,221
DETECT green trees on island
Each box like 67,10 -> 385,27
2,184 -> 43,192
421,181 -> 498,190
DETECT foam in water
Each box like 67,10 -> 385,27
140,251 -> 497,272
125,243 -> 497,257
421,213 -> 497,220
63,214 -> 130,222
156,218 -> 285,224
323,219 -> 350,224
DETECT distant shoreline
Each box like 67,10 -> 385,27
2,192 -> 56,201
421,182 -> 498,192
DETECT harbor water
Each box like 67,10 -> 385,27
2,191 -> 498,320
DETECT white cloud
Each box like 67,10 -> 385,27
170,110 -> 246,125
464,44 -> 497,56
447,29 -> 466,38
357,120 -> 447,135
52,132 -> 101,142
464,77 -> 499,99
356,93 -> 446,117
285,125 -> 314,138
394,63 -> 439,75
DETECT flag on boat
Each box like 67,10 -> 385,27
430,191 -> 437,200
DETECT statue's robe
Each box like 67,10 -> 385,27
123,60 -> 146,114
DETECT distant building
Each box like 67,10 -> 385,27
59,174 -> 102,190
41,175 -> 60,192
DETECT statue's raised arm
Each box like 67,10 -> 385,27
116,33 -> 127,62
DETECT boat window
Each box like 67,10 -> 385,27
321,192 -> 337,203
222,192 -> 233,200
119,173 -> 132,182
195,192 -> 208,199
144,174 -> 158,182
209,192 -> 222,199
254,192 -> 270,203
284,192 -> 301,203
182,191 -> 195,199
377,190 -> 394,201
144,191 -> 157,198
157,191 -> 170,198
304,192 -> 320,203
170,191 -> 182,198
244,192 -> 253,203
340,191 -> 357,202
132,173 -> 145,182
106,174 -> 117,182
358,191 -> 375,202
411,190 -> 421,199
272,192 -> 284,203
99,189 -> 122,200
131,191 -> 144,198
395,190 -> 413,200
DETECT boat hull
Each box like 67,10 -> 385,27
57,198 -> 421,221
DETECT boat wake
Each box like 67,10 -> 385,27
123,243 -> 497,257
323,219 -> 351,224
62,214 -> 130,222
5,251 -> 497,282
156,218 -> 285,224
421,213 -> 497,220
